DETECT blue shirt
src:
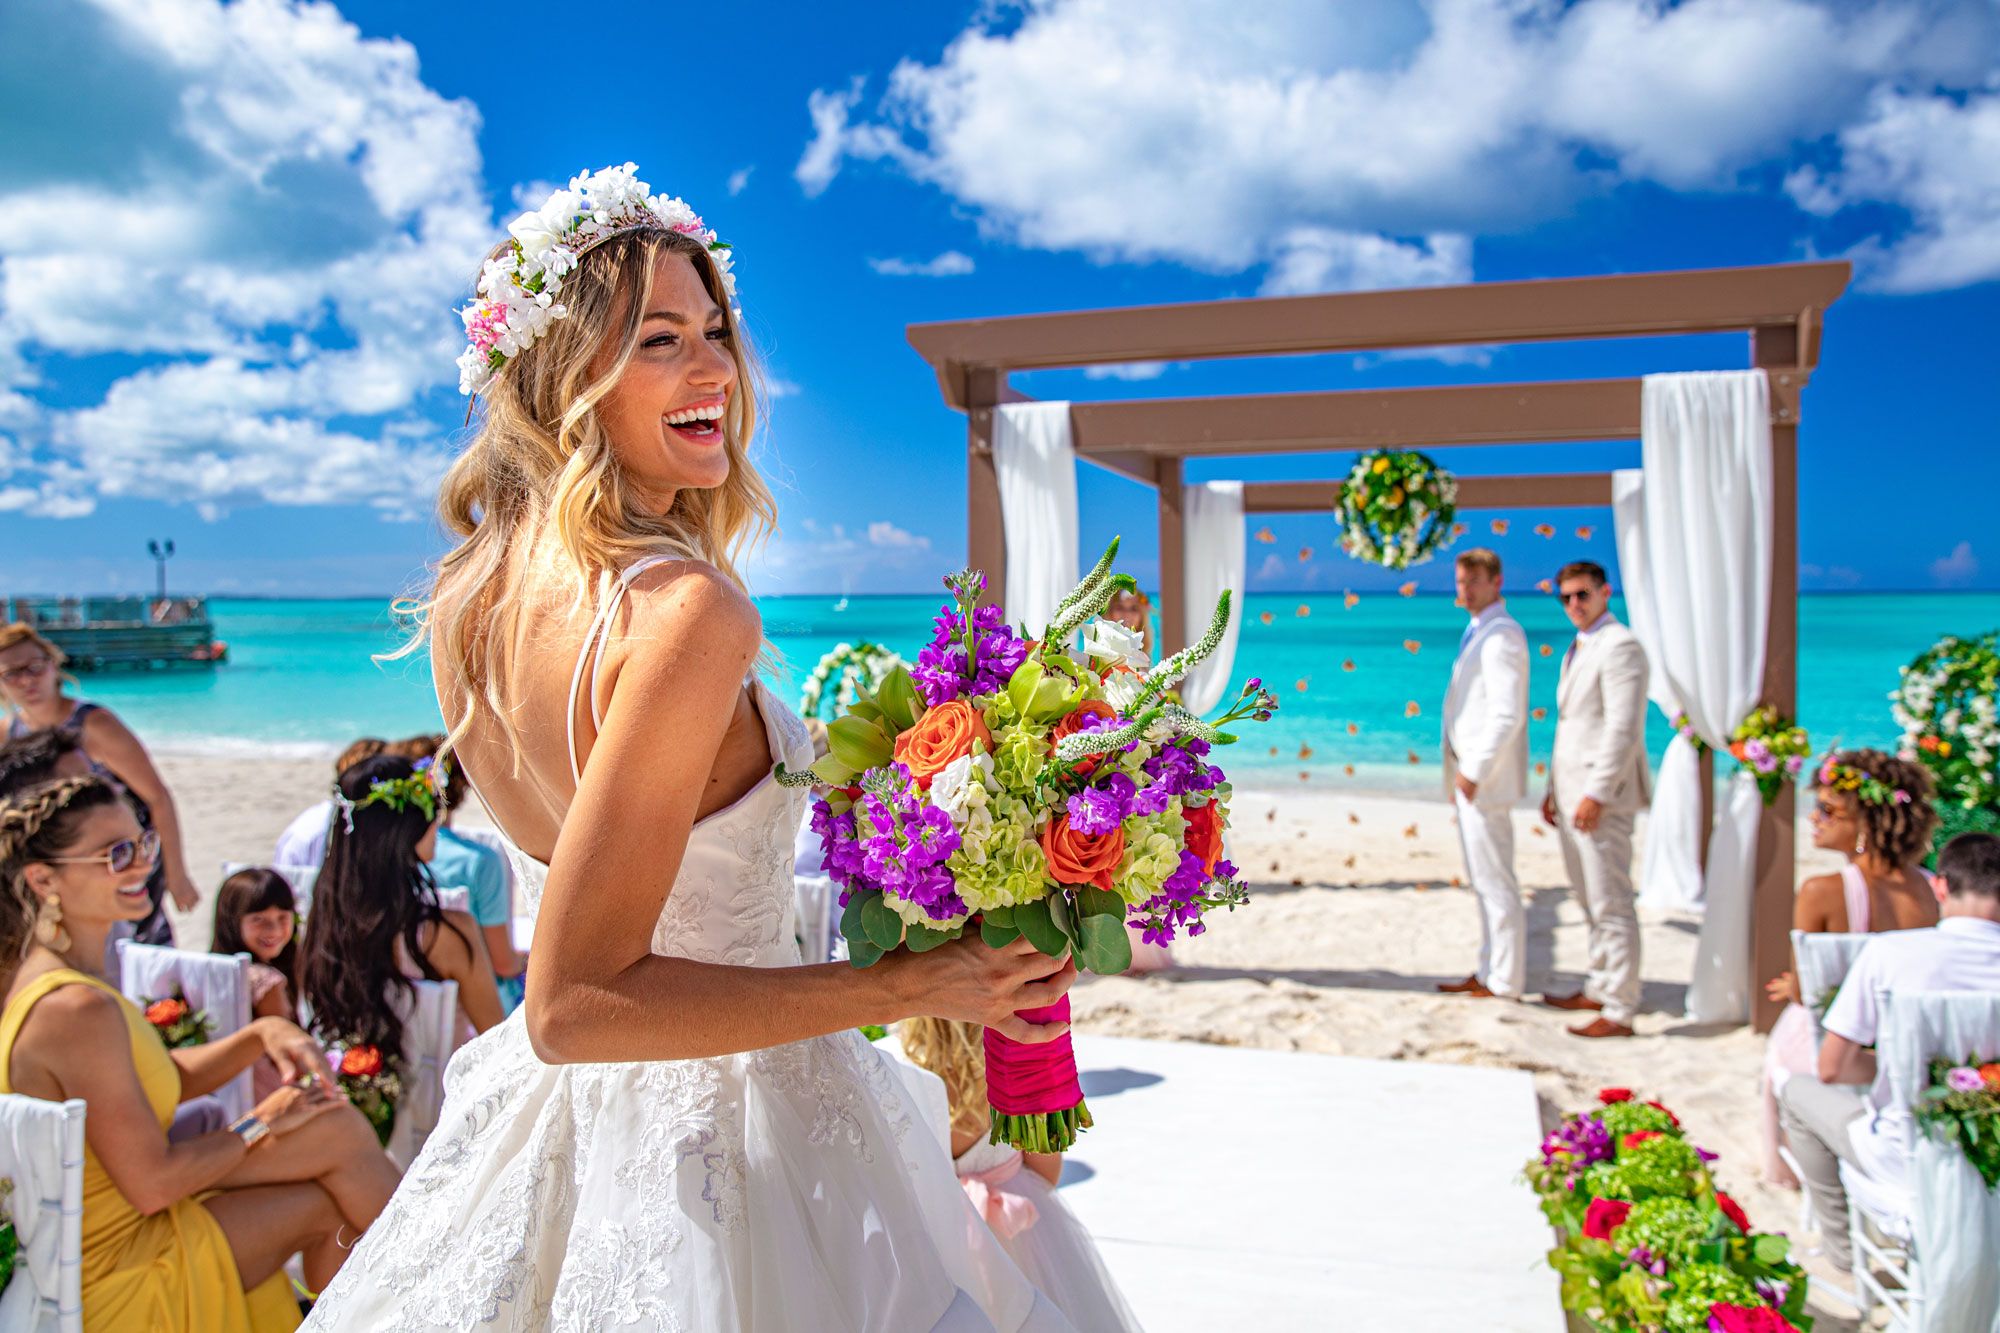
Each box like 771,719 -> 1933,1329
430,826 -> 510,928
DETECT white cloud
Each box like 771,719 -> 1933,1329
1083,361 -> 1170,381
1931,540 -> 1981,587
1253,552 -> 1288,583
0,0 -> 497,517
866,520 -> 931,550
868,250 -> 977,277
800,0 -> 2000,293
747,517 -> 939,592
763,376 -> 803,399
728,165 -> 755,196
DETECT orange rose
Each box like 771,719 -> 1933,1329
340,1046 -> 384,1078
1183,800 -> 1225,875
1981,1063 -> 2000,1091
1051,700 -> 1119,776
892,699 -> 992,789
145,998 -> 187,1027
1039,813 -> 1126,893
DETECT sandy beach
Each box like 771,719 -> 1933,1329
159,751 -> 1860,1328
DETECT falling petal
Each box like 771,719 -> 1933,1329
1269,860 -> 1281,872
1491,519 -> 1510,535
1450,876 -> 1463,888
1343,764 -> 1355,776
1347,813 -> 1360,826
1576,526 -> 1594,540
1255,526 -> 1276,543
1398,581 -> 1417,597
1289,876 -> 1305,887
1530,825 -> 1545,838
1260,611 -> 1274,624
1347,723 -> 1360,736
1539,644 -> 1554,657
1343,591 -> 1360,609
1298,547 -> 1313,561
1342,659 -> 1356,672
1404,700 -> 1421,717
1532,707 -> 1547,721
1534,761 -> 1547,775
1298,743 -> 1314,759
1343,854 -> 1356,869
1403,639 -> 1421,654
1451,523 -> 1468,537
1537,579 -> 1553,594
1296,603 -> 1312,617
1403,824 -> 1418,838
1534,523 -> 1556,539
1295,678 -> 1309,692
1268,745 -> 1279,756
1406,751 -> 1421,764
1298,770 -> 1311,782
1265,808 -> 1277,822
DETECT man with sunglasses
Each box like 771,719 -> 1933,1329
1543,560 -> 1651,1038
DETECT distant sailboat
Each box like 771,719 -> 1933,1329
832,596 -> 849,612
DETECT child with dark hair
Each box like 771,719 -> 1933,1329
212,868 -> 303,1102
298,755 -> 503,1068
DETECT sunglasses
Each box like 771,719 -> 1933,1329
43,830 -> 161,874
0,655 -> 54,687
1558,589 -> 1596,605
1811,801 -> 1846,820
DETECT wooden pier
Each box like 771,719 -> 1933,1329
5,596 -> 228,671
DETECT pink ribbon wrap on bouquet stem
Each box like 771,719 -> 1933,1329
982,993 -> 1091,1151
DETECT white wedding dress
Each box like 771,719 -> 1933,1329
304,559 -> 1077,1331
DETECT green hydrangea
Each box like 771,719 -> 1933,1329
1602,1100 -> 1680,1140
1584,1136 -> 1703,1201
989,721 -> 1051,791
1613,1198 -> 1710,1265
1661,1262 -> 1761,1331
1112,806 -> 1188,905
946,791 -> 1052,913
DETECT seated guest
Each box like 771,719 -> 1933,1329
270,737 -> 388,871
299,755 -> 504,1063
391,734 -> 525,1013
212,868 -> 303,1101
1779,831 -> 2000,1273
1,625 -> 203,941
0,775 -> 400,1327
1761,750 -> 1940,1185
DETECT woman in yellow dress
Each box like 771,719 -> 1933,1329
0,775 -> 401,1331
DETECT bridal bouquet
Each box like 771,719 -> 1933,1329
781,540 -> 1273,1150
143,993 -> 214,1050
331,1044 -> 402,1147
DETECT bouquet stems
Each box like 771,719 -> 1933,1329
983,993 -> 1091,1152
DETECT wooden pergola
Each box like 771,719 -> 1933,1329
908,260 -> 1852,1031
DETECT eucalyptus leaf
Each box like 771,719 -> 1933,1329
982,904 -> 1015,927
980,918 -> 1022,949
1047,890 -> 1077,946
1077,913 -> 1133,975
904,923 -> 953,953
1075,885 -> 1124,918
839,891 -> 872,943
859,895 -> 905,951
846,938 -> 884,968
1014,898 -> 1068,957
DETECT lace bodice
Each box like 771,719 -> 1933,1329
503,677 -> 814,968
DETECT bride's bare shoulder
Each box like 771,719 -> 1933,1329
621,557 -> 762,652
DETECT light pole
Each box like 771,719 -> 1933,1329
146,539 -> 175,601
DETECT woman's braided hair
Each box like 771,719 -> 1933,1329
0,775 -> 125,964
1816,747 -> 1940,865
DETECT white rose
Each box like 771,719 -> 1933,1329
1083,617 -> 1148,670
929,751 -> 993,826
1102,669 -> 1145,713
508,198 -> 572,258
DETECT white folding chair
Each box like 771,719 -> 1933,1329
445,827 -> 533,953
114,942 -> 256,1120
385,978 -> 460,1171
1791,930 -> 1872,1051
434,886 -> 471,916
1842,989 -> 2000,1330
0,1094 -> 85,1333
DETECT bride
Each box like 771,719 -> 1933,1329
303,165 -> 1084,1330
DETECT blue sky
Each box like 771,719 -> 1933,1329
2,0 -> 1997,598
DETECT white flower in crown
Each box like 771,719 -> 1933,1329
457,163 -> 739,396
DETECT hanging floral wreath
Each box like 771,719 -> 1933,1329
1728,706 -> 1810,807
1334,450 -> 1458,570
1891,632 -> 2000,855
797,641 -> 910,721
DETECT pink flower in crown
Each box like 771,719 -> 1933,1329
464,303 -> 509,354
671,218 -> 706,237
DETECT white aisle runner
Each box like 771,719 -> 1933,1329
1058,1036 -> 1559,1332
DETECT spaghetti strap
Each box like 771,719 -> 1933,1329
563,554 -> 689,786
1838,862 -> 1872,934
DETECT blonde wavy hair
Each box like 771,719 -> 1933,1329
400,229 -> 777,759
0,623 -> 79,721
898,1016 -> 989,1140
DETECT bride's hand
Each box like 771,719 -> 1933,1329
892,934 -> 1077,1043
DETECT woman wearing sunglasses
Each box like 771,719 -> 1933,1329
1758,747 -> 1940,1188
0,775 -> 400,1330
1,622 -> 204,942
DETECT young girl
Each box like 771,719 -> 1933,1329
297,755 -> 503,1067
900,1016 -> 1142,1331
213,868 -> 303,1101
0,623 -> 202,939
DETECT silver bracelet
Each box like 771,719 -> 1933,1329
228,1112 -> 271,1150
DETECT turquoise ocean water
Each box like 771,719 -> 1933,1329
62,592 -> 2000,793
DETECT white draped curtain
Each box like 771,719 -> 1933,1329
1178,482 -> 1244,715
992,402 -> 1079,636
1637,370 -> 1773,1024
1612,470 -> 1706,916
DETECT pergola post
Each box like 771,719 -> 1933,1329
1155,457 -> 1186,653
1750,334 -> 1805,1033
965,369 -> 1008,612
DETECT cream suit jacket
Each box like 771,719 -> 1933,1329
1442,605 -> 1529,806
1551,617 -> 1652,812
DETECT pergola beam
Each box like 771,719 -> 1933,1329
1244,473 -> 1615,513
910,261 -> 1849,407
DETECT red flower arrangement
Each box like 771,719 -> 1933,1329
1597,1087 -> 1634,1104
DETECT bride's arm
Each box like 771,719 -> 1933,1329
526,566 -> 1073,1066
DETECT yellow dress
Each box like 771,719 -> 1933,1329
0,968 -> 301,1333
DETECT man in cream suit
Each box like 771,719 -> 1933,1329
1440,549 -> 1530,1001
1542,560 -> 1651,1039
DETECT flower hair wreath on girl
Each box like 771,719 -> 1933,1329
331,756 -> 449,835
1817,752 -> 1915,808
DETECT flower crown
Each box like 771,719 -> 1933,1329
456,162 -> 737,396
332,756 -> 450,834
1817,754 -> 1913,808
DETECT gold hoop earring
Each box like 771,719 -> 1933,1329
34,892 -> 70,953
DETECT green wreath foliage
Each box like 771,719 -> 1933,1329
1334,449 -> 1458,570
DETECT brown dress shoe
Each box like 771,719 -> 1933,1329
1543,992 -> 1604,1012
1567,1017 -> 1635,1039
1436,975 -> 1484,994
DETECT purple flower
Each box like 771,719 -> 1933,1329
837,766 -> 969,921
1143,740 -> 1219,799
912,602 -> 1031,705
1066,786 -> 1125,836
1697,1146 -> 1719,1162
1946,1065 -> 1986,1093
1539,1113 -> 1612,1170
1784,755 -> 1806,775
